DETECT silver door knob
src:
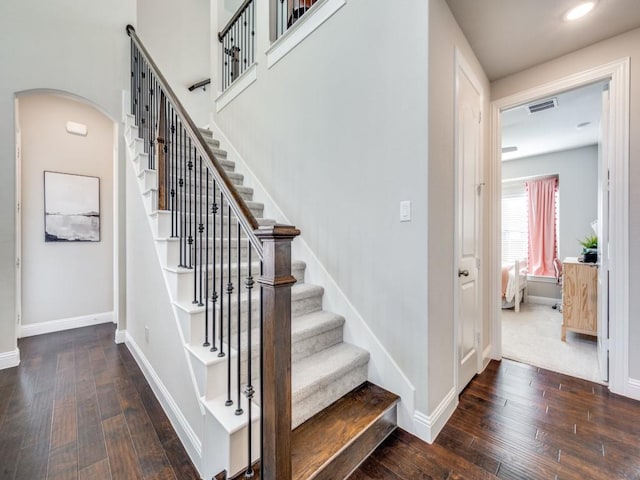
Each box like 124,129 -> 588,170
458,269 -> 469,277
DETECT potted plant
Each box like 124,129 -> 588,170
579,235 -> 598,263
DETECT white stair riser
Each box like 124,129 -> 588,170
141,189 -> 158,212
203,401 -> 260,480
138,170 -> 157,192
132,137 -> 145,157
156,240 -> 258,269
127,125 -> 139,144
133,153 -> 149,175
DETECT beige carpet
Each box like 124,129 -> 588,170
501,302 -> 604,384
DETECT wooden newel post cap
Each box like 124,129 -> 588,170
255,225 -> 300,288
254,224 -> 301,241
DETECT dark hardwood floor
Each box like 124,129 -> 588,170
0,323 -> 199,480
350,359 -> 640,480
4,325 -> 640,480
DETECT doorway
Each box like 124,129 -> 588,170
489,59 -> 630,395
15,91 -> 118,338
499,81 -> 607,383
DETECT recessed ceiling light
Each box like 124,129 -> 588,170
564,1 -> 597,21
577,121 -> 591,129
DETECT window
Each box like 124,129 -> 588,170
502,175 -> 559,276
502,182 -> 528,264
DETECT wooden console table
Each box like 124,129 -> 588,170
562,257 -> 598,342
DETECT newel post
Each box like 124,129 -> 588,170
255,224 -> 300,480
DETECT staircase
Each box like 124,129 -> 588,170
125,25 -> 400,480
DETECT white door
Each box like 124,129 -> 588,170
597,84 -> 611,382
455,53 -> 483,393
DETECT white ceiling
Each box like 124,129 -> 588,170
501,81 -> 606,161
444,0 -> 640,81
443,0 -> 640,160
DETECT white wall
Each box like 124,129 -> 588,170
428,0 -> 491,412
213,1 -> 431,410
502,145 -> 599,263
125,154 -> 203,470
19,94 -> 114,326
491,27 -> 640,380
136,0 -> 211,126
0,0 -> 134,359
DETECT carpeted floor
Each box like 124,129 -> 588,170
501,302 -> 604,383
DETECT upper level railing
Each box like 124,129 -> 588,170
218,0 -> 256,91
273,0 -> 319,40
127,25 -> 299,480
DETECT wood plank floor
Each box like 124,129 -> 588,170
350,359 -> 640,480
0,323 -> 199,480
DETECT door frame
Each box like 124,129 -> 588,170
14,100 -> 22,340
453,48 -> 485,393
489,58 -> 630,396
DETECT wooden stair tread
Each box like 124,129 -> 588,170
291,381 -> 399,479
226,382 -> 399,480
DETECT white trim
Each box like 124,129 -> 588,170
489,59 -> 630,400
526,274 -> 556,283
482,345 -> 493,370
412,388 -> 458,444
204,117 -> 417,432
526,295 -> 558,306
114,329 -> 127,344
14,100 -> 22,344
266,0 -> 346,68
215,64 -> 258,113
20,312 -> 114,338
124,332 -> 203,472
627,378 -> 640,401
0,349 -> 20,370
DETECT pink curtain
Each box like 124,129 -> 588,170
526,177 -> 558,276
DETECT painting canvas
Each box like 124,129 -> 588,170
44,171 -> 100,242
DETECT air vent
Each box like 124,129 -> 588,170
528,98 -> 558,114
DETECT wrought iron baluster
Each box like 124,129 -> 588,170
218,190 -> 226,358
198,155 -> 205,307
211,183 -> 219,353
188,138 -> 194,270
235,220 -> 243,415
244,242 -> 255,478
226,203 -> 234,407
204,169 -> 211,348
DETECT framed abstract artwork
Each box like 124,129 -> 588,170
44,171 -> 100,242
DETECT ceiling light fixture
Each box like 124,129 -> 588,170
563,1 -> 597,21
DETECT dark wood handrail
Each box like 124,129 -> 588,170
218,0 -> 254,42
126,24 -> 263,256
188,78 -> 211,92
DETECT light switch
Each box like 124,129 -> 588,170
400,200 -> 411,222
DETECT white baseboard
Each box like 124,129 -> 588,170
0,349 -> 20,370
482,345 -> 493,370
124,332 -> 203,476
526,295 -> 559,306
205,118 -> 417,433
114,329 -> 127,344
20,312 -> 114,338
627,378 -> 640,401
412,388 -> 458,443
